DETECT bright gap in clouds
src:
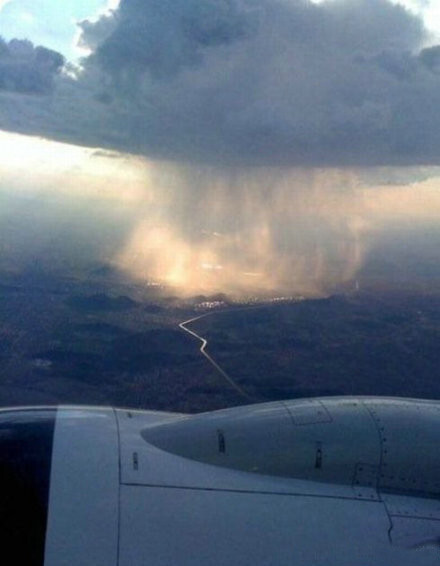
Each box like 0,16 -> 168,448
0,130 -> 92,172
393,0 -> 440,41
0,130 -> 148,203
0,129 -> 151,277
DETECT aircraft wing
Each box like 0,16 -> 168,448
1,397 -> 439,565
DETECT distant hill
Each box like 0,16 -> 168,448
67,293 -> 137,312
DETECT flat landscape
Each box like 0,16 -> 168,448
0,263 -> 438,413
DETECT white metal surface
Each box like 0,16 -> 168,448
117,407 -> 359,499
117,397 -> 440,563
39,398 -> 440,565
140,398 -> 382,490
118,485 -> 439,566
364,399 -> 440,495
44,408 -> 119,566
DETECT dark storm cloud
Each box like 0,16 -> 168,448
77,12 -> 118,53
2,0 -> 440,166
89,0 -> 253,78
419,44 -> 440,72
0,38 -> 64,94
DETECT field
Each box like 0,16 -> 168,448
0,265 -> 439,413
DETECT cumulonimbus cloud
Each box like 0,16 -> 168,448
1,0 -> 440,167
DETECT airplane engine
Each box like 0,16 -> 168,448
1,398 -> 439,566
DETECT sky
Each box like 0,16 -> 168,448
0,0 -> 118,59
0,0 -> 439,296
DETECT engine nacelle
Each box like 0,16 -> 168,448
143,397 -> 440,497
